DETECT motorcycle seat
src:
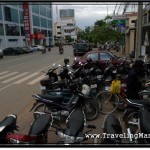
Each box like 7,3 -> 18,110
126,99 -> 150,108
37,94 -> 64,103
65,109 -> 85,136
28,114 -> 52,136
0,114 -> 16,131
103,115 -> 122,135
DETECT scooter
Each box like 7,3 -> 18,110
6,114 -> 53,144
0,114 -> 18,144
52,109 -> 96,144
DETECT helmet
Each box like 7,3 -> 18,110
64,58 -> 69,65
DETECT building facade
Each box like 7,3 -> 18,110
125,13 -> 137,55
142,3 -> 150,61
0,2 -> 53,50
54,9 -> 77,44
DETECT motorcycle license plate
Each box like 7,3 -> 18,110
41,86 -> 46,90
90,84 -> 97,88
105,86 -> 110,90
97,75 -> 102,79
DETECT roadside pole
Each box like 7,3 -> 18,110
135,2 -> 143,59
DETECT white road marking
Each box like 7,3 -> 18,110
0,72 -> 18,80
27,74 -> 45,85
14,72 -> 40,84
2,72 -> 29,83
0,71 -> 9,76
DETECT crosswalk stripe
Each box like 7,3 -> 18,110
0,71 -> 9,76
2,72 -> 29,83
14,72 -> 40,84
0,72 -> 18,80
27,74 -> 45,85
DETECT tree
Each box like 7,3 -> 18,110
65,35 -> 73,43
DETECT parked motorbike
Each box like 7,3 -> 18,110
6,114 -> 53,144
123,98 -> 150,144
52,108 -> 96,144
40,59 -> 70,94
30,88 -> 99,121
101,114 -> 122,144
123,98 -> 150,143
0,114 -> 18,144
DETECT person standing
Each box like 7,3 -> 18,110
126,60 -> 145,99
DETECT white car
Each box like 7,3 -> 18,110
30,45 -> 45,51
0,49 -> 3,59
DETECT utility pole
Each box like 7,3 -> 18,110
135,2 -> 143,59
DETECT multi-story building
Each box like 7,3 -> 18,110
54,9 -> 77,44
0,2 -> 53,50
125,12 -> 137,55
142,3 -> 150,59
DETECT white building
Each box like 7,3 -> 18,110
0,2 -> 53,50
54,9 -> 77,43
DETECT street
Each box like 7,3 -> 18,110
0,46 -> 127,145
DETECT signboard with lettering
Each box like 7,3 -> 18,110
23,2 -> 31,46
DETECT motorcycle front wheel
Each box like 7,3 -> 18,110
34,104 -> 51,119
83,99 -> 99,121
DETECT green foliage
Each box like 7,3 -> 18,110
77,15 -> 124,44
65,35 -> 73,42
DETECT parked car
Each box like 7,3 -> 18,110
3,47 -> 24,55
30,45 -> 45,51
23,47 -> 33,53
71,50 -> 133,69
0,49 -> 3,59
73,43 -> 92,56
15,47 -> 29,54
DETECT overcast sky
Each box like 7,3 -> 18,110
52,2 -> 125,30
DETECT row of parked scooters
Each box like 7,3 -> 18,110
0,57 -> 150,144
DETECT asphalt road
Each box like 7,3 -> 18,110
0,46 -> 127,145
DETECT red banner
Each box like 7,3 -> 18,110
23,2 -> 31,45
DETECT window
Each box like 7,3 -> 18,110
40,6 -> 46,16
33,28 -> 39,34
40,17 -> 47,28
32,5 -> 39,14
19,11 -> 23,23
5,24 -> 20,36
4,6 -> 11,21
33,15 -> 40,26
57,26 -> 61,29
21,26 -> 25,36
4,7 -> 19,23
48,30 -> 52,36
0,5 -> 2,20
57,32 -> 61,34
48,20 -> 52,28
42,30 -> 47,36
100,53 -> 112,61
87,53 -> 98,61
47,9 -> 51,18
0,23 -> 4,35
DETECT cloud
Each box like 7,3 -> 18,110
53,2 -> 117,29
